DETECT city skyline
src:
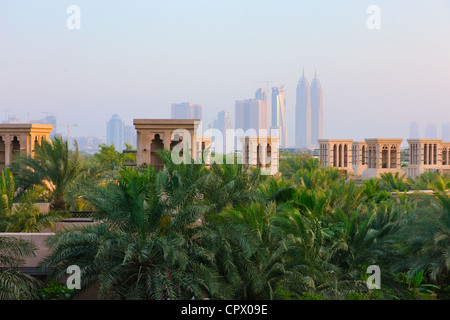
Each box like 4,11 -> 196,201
1,1 -> 450,144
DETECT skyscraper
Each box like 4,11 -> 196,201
310,70 -> 323,146
123,125 -> 137,148
409,121 -> 420,139
213,110 -> 232,154
106,114 -> 124,151
271,86 -> 287,147
235,88 -> 269,133
295,69 -> 311,148
171,102 -> 202,120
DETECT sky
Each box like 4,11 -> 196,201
1,0 -> 450,146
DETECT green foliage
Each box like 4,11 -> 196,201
0,169 -> 64,233
12,136 -> 82,211
39,281 -> 75,300
93,143 -> 136,170
7,150 -> 450,300
0,237 -> 41,300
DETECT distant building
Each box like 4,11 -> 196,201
171,102 -> 202,120
235,88 -> 269,133
271,87 -> 287,148
425,123 -> 438,139
212,110 -> 232,154
319,136 -> 450,179
106,114 -> 124,151
310,71 -> 323,147
75,136 -> 104,154
409,122 -> 420,139
295,69 -> 311,148
2,115 -> 23,124
124,125 -> 137,148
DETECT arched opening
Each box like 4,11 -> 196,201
333,144 -> 337,167
12,136 -> 20,162
257,143 -> 262,167
0,137 -> 5,170
265,143 -> 272,168
170,134 -> 184,159
381,145 -> 389,169
433,144 -> 437,165
429,144 -> 433,165
151,134 -> 164,169
442,148 -> 448,166
344,144 -> 348,167
390,145 -> 397,169
424,144 -> 428,165
362,146 -> 366,165
338,144 -> 342,167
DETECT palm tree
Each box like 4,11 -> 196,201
0,237 -> 41,300
41,161 -> 220,300
12,136 -> 82,211
379,172 -> 411,192
0,169 -> 63,233
205,202 -> 288,300
395,189 -> 450,286
201,161 -> 261,216
271,207 -> 336,298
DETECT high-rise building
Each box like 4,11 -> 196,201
409,121 -> 420,139
271,86 -> 287,148
171,102 -> 202,120
213,110 -> 232,154
443,123 -> 450,141
310,70 -> 323,146
124,125 -> 137,148
235,88 -> 269,133
295,69 -> 311,148
425,123 -> 438,139
106,114 -> 124,151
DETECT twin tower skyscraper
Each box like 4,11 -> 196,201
235,69 -> 323,149
295,69 -> 323,148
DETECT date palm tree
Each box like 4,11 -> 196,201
0,237 -> 41,300
0,169 -> 63,233
395,189 -> 450,286
12,136 -> 82,211
40,159 -> 221,300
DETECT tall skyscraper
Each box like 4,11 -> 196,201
123,125 -> 137,148
295,69 -> 311,148
171,102 -> 202,120
235,88 -> 269,133
106,114 -> 124,151
213,110 -> 232,154
425,123 -> 438,139
310,70 -> 323,146
443,123 -> 450,141
271,86 -> 287,148
409,121 -> 420,139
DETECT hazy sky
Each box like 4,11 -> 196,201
1,0 -> 450,146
